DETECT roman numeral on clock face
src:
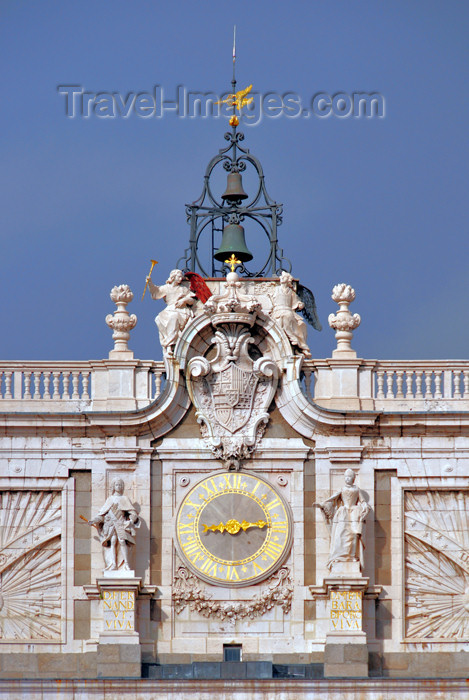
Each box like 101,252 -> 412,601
263,540 -> 284,560
199,557 -> 217,577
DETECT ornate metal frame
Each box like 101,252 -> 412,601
177,123 -> 292,278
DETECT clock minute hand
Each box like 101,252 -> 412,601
202,518 -> 269,535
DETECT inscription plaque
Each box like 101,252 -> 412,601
330,590 -> 362,631
102,590 -> 135,632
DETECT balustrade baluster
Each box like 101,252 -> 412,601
396,370 -> 404,399
434,372 -> 442,399
52,372 -> 61,400
376,370 -> 385,399
415,372 -> 423,399
385,371 -> 395,399
405,371 -> 414,398
421,371 -> 429,398
463,371 -> 469,399
44,372 -> 53,399
38,371 -> 45,399
154,372 -> 162,399
82,372 -> 90,400
71,372 -> 80,400
23,372 -> 32,399
63,372 -> 70,399
32,372 -> 38,399
4,372 -> 12,399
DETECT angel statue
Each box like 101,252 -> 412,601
270,271 -> 317,357
146,269 -> 196,357
314,469 -> 370,572
89,478 -> 140,573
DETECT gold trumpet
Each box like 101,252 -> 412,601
141,259 -> 158,300
202,518 -> 269,535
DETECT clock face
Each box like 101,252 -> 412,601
175,471 -> 292,587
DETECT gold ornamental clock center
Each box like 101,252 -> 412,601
175,471 -> 292,587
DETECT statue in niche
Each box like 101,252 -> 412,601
146,269 -> 196,356
270,271 -> 312,357
89,478 -> 140,572
314,469 -> 370,571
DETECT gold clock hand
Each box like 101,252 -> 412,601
202,519 -> 270,535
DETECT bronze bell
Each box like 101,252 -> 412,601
214,223 -> 253,263
221,172 -> 248,202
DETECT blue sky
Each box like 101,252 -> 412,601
1,1 -> 468,360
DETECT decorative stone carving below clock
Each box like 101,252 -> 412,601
172,566 -> 293,622
187,319 -> 278,462
404,490 -> 469,640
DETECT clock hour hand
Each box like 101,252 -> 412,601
202,518 -> 269,535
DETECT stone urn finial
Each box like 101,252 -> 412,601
328,283 -> 361,358
106,285 -> 137,359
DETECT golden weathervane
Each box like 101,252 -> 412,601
215,26 -> 253,127
216,84 -> 254,113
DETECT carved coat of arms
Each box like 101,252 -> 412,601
206,328 -> 259,433
187,275 -> 278,463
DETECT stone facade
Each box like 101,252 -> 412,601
0,273 -> 468,700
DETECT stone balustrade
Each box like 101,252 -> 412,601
306,358 -> 469,411
372,360 -> 469,402
0,360 -> 165,412
1,356 -> 468,414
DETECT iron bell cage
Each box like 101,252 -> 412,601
177,125 -> 292,278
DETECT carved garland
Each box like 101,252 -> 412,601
172,566 -> 293,622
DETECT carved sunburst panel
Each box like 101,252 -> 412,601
0,491 -> 62,641
404,490 -> 469,641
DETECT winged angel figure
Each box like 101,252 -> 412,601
270,272 -> 321,357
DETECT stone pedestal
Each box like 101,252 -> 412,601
96,576 -> 141,678
310,573 -> 381,679
324,630 -> 368,678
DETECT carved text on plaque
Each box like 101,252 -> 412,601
330,590 -> 362,631
103,590 -> 135,632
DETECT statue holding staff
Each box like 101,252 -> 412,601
88,478 -> 140,573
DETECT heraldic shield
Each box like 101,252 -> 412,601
208,364 -> 259,433
187,324 -> 278,462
